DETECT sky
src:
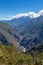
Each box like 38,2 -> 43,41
0,0 -> 43,20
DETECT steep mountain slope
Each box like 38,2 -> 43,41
19,16 -> 43,51
0,22 -> 25,52
0,16 -> 32,32
7,16 -> 43,52
0,16 -> 43,52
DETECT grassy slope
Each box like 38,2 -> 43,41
0,43 -> 43,65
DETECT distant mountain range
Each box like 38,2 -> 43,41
0,15 -> 43,52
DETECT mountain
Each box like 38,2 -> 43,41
19,16 -> 43,51
0,22 -> 26,52
0,16 -> 43,52
4,16 -> 43,51
0,16 -> 32,30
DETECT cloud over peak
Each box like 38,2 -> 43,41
0,10 -> 43,20
28,12 -> 39,18
12,10 -> 43,19
38,10 -> 43,16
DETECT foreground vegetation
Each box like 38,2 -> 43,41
0,43 -> 43,65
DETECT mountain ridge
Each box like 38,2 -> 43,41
0,15 -> 43,53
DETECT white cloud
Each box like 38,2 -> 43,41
0,10 -> 43,20
12,13 -> 28,18
12,10 -> 43,19
12,12 -> 37,19
28,12 -> 40,18
38,10 -> 43,16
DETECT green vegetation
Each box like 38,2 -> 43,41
0,43 -> 43,65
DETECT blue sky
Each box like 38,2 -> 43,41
0,0 -> 43,19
